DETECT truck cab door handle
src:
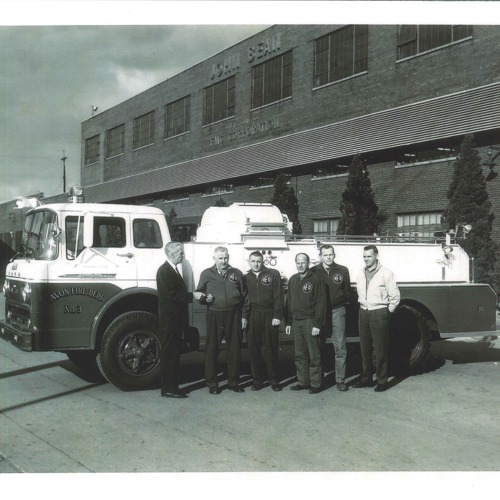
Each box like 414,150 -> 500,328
117,252 -> 134,258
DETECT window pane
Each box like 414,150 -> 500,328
133,219 -> 163,248
397,212 -> 444,237
106,124 -> 125,158
133,111 -> 155,149
251,51 -> 292,108
93,217 -> 126,248
203,77 -> 235,125
166,96 -> 190,138
85,135 -> 100,165
314,25 -> 367,86
66,216 -> 84,260
398,25 -> 471,59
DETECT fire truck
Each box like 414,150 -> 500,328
1,188 -> 497,391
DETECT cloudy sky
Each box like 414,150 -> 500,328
0,1 -> 495,204
0,5 -> 271,202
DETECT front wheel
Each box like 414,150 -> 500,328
97,311 -> 161,391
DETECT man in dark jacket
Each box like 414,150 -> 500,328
285,253 -> 327,394
196,246 -> 249,394
156,242 -> 204,398
312,244 -> 351,392
244,251 -> 284,392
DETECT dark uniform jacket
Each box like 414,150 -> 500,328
312,262 -> 351,309
244,266 -> 284,320
156,261 -> 193,332
285,269 -> 326,329
196,265 -> 249,313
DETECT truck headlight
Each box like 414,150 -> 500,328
22,283 -> 31,303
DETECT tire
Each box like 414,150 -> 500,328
65,350 -> 107,383
390,305 -> 431,376
97,311 -> 161,391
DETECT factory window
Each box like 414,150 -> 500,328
251,51 -> 292,109
105,124 -> 125,159
397,25 -> 472,60
203,76 -> 235,125
250,176 -> 276,189
312,164 -> 349,179
395,145 -> 458,166
165,95 -> 190,138
203,184 -> 234,196
84,134 -> 100,165
397,212 -> 444,238
313,219 -> 340,236
133,110 -> 155,149
164,191 -> 190,202
314,25 -> 368,87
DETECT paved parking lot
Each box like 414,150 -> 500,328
1,291 -> 499,496
1,330 -> 500,473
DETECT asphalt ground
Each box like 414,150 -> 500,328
1,296 -> 500,498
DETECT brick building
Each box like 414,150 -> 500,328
67,26 -> 500,244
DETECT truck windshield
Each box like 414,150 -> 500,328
21,210 -> 59,260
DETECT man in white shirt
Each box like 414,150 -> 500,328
354,245 -> 400,392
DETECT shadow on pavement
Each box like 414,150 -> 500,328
0,361 -> 66,380
430,336 -> 500,365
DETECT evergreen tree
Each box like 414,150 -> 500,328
446,134 -> 498,284
270,172 -> 302,234
338,154 -> 379,235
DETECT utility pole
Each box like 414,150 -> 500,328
61,149 -> 67,192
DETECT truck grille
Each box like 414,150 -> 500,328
7,306 -> 31,330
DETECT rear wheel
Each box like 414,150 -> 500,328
97,311 -> 161,391
390,305 -> 431,376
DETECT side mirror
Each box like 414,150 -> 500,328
51,224 -> 62,239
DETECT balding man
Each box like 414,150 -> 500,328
285,253 -> 327,394
196,246 -> 249,394
156,242 -> 204,399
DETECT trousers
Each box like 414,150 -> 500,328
247,310 -> 280,385
204,308 -> 242,389
292,318 -> 322,389
358,307 -> 390,385
159,325 -> 182,393
330,306 -> 347,382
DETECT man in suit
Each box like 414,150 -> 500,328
156,242 -> 204,398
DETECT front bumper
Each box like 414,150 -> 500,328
0,320 -> 33,351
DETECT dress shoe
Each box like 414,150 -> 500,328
228,386 -> 244,393
374,384 -> 388,392
209,387 -> 221,395
337,382 -> 348,392
290,384 -> 310,391
162,390 -> 188,399
353,380 -> 374,388
271,384 -> 283,392
309,387 -> 321,394
251,384 -> 264,391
